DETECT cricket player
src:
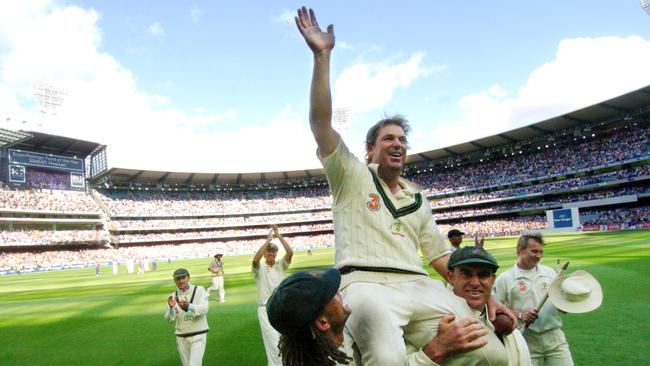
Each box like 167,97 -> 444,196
165,268 -> 209,366
447,246 -> 532,365
207,253 -> 226,303
448,229 -> 465,251
267,268 -> 503,366
493,233 -> 574,365
252,225 -> 294,366
295,7 -> 514,365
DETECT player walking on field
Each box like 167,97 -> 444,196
252,225 -> 294,366
207,253 -> 226,303
165,268 -> 209,366
296,7 -> 515,365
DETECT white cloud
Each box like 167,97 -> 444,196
0,2 -> 319,173
337,40 -> 355,51
190,6 -> 202,22
420,35 -> 650,152
148,22 -> 165,37
273,9 -> 295,25
333,52 -> 445,114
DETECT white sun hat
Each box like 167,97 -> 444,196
548,270 -> 603,314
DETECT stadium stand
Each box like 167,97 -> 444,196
1,86 -> 649,274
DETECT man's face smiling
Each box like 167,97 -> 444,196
174,275 -> 190,291
517,239 -> 544,270
368,124 -> 407,172
449,264 -> 495,311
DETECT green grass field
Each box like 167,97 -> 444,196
1,230 -> 648,365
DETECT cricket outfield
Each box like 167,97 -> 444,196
1,230 -> 648,365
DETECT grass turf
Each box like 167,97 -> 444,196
0,230 -> 648,365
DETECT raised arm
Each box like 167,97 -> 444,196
273,225 -> 294,264
295,7 -> 339,157
252,229 -> 274,269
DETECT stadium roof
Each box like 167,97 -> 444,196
409,84 -> 650,163
8,130 -> 105,159
0,128 -> 32,150
95,84 -> 650,187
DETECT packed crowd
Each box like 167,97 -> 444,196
412,124 -> 649,194
4,200 -> 649,272
0,233 -> 335,273
581,205 -> 650,226
438,215 -> 547,237
114,223 -> 333,243
0,229 -> 109,246
99,186 -> 332,217
433,184 -> 650,219
430,165 -> 649,207
110,211 -> 332,229
0,188 -> 101,213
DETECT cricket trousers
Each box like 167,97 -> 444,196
176,333 -> 207,366
209,275 -> 226,303
258,305 -> 283,366
524,328 -> 574,366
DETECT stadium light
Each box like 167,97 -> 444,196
642,0 -> 650,15
333,106 -> 350,134
32,80 -> 67,115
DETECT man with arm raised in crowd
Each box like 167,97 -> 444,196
295,7 -> 513,365
252,225 -> 294,366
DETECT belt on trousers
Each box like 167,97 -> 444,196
338,265 -> 426,276
176,329 -> 209,338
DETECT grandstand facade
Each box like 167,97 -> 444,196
1,86 -> 649,275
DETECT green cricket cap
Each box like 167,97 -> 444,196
173,268 -> 190,279
448,246 -> 499,272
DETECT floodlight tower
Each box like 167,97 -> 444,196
642,0 -> 650,15
32,80 -> 67,115
332,106 -> 350,134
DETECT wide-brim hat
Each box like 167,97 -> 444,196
548,270 -> 602,313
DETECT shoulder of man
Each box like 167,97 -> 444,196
537,264 -> 558,277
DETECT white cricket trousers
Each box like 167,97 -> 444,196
258,305 -> 283,366
209,276 -> 226,303
341,277 -> 508,366
524,328 -> 574,366
176,333 -> 207,366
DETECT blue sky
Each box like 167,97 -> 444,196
1,1 -> 649,172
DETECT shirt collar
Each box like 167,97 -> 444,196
367,163 -> 422,195
513,263 -> 540,279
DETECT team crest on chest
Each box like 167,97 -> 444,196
518,280 -> 527,293
390,221 -> 405,237
367,193 -> 380,211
